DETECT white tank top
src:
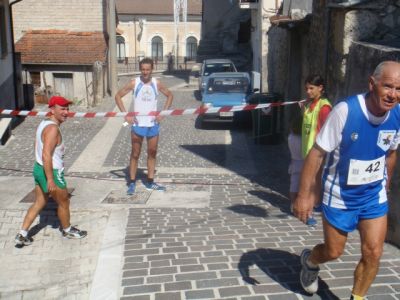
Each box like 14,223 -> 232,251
132,77 -> 159,127
35,119 -> 65,170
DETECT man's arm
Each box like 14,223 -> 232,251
115,80 -> 136,123
42,125 -> 59,193
386,149 -> 397,192
294,144 -> 327,223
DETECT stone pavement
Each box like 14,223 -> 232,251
0,74 -> 400,300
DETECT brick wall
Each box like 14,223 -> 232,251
12,0 -> 105,41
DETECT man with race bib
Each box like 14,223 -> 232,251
294,61 -> 400,300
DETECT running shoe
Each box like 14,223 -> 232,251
306,216 -> 317,227
144,181 -> 166,191
300,249 -> 320,294
127,182 -> 136,195
62,226 -> 87,239
14,233 -> 33,246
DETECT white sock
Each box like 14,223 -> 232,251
19,230 -> 28,237
63,226 -> 71,232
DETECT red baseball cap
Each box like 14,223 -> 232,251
48,96 -> 72,108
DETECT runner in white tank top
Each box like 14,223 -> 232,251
115,58 -> 173,195
15,96 -> 87,246
35,119 -> 65,170
132,76 -> 159,127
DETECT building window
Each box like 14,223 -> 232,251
0,2 -> 8,58
117,35 -> 126,63
151,36 -> 163,61
186,36 -> 197,60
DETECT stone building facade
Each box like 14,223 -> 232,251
266,0 -> 400,102
116,0 -> 202,72
11,0 -> 110,107
12,0 -> 105,42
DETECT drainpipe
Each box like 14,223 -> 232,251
9,0 -> 24,110
108,0 -> 117,97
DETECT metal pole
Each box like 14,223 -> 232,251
134,17 -> 137,71
108,0 -> 118,96
174,0 -> 180,70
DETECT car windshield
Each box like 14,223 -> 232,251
204,63 -> 235,76
206,77 -> 249,94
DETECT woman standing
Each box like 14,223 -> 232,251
302,75 -> 332,158
301,75 -> 332,225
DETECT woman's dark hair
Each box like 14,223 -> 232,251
305,74 -> 326,96
305,74 -> 325,87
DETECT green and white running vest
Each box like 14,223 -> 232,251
301,98 -> 331,158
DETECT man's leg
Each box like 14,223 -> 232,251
21,185 -> 49,231
50,187 -> 71,229
352,215 -> 387,296
129,132 -> 143,181
144,134 -> 165,191
309,217 -> 348,265
16,185 -> 49,245
301,217 -> 348,293
146,134 -> 159,180
51,187 -> 87,239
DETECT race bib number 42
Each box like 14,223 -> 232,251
347,156 -> 385,185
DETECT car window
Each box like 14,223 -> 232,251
207,77 -> 249,93
203,63 -> 235,76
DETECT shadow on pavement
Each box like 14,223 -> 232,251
109,167 -> 155,187
238,248 -> 340,299
227,204 -> 269,218
180,144 -> 227,168
247,190 -> 291,215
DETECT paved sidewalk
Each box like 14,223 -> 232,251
1,79 -> 400,299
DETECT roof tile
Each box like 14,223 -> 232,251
15,30 -> 107,65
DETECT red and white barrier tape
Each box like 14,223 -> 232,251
0,100 -> 304,118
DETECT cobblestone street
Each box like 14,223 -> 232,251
0,74 -> 399,300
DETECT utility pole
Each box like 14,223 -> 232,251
174,0 -> 187,70
108,0 -> 118,96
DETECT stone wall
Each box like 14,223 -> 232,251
265,26 -> 288,95
327,0 -> 400,101
12,0 -> 105,41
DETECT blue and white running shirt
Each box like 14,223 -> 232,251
132,77 -> 159,127
316,94 -> 400,209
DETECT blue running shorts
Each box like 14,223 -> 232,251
131,124 -> 160,137
322,202 -> 388,233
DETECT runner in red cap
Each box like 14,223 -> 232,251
15,96 -> 87,246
